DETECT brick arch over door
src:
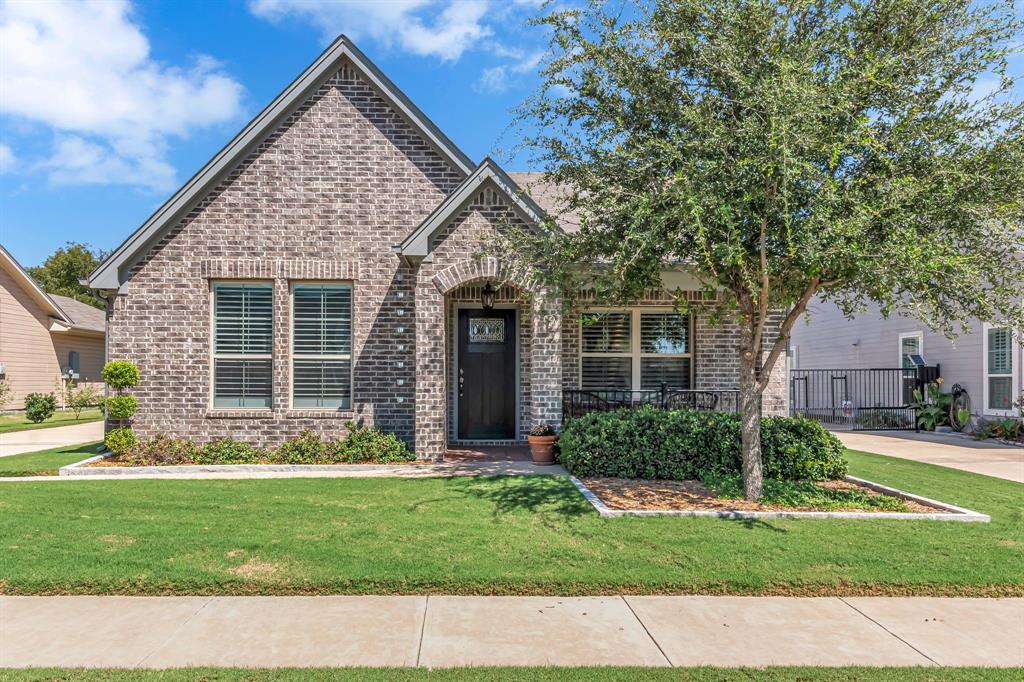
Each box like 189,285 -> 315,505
431,257 -> 538,297
414,256 -> 562,460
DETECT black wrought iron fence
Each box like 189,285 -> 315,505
563,387 -> 740,420
789,365 -> 940,431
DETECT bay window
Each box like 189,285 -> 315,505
580,309 -> 692,390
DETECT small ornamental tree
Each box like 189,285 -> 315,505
510,0 -> 1024,499
102,360 -> 140,454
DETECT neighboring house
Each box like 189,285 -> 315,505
791,297 -> 1023,419
0,245 -> 105,409
83,36 -> 787,459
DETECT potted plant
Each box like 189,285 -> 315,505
527,423 -> 558,465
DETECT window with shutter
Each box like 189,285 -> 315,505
579,309 -> 692,391
212,282 -> 273,408
292,283 -> 352,409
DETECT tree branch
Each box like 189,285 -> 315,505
756,277 -> 823,393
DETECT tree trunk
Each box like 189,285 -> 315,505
739,328 -> 763,501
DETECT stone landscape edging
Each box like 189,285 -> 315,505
569,476 -> 990,522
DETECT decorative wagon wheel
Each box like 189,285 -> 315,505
949,384 -> 972,432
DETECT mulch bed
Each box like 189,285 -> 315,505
580,477 -> 946,513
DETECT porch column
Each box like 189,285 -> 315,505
530,288 -> 563,429
414,269 -> 447,460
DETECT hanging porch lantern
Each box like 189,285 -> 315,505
480,282 -> 497,311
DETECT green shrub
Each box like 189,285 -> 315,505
23,393 -> 57,423
66,384 -> 103,419
195,438 -> 267,465
558,406 -> 847,481
104,395 -> 138,420
119,433 -> 200,466
101,361 -> 140,389
273,430 -> 329,464
105,427 -> 138,454
333,421 -> 414,463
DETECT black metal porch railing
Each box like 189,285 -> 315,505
789,365 -> 940,431
562,387 -> 740,420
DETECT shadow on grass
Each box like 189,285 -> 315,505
448,476 -> 593,518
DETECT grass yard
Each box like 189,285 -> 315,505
0,408 -> 103,434
0,442 -> 103,477
0,450 -> 1020,597
0,668 -> 1016,682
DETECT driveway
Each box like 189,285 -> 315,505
0,421 -> 104,457
836,431 -> 1024,483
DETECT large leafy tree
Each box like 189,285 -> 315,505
29,242 -> 108,309
511,0 -> 1024,499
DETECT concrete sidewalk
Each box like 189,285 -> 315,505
0,421 -> 103,457
2,596 -> 1021,668
837,431 -> 1024,483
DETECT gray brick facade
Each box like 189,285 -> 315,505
104,55 -> 787,461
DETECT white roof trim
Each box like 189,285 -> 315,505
86,35 -> 475,290
398,158 -> 554,257
0,244 -> 72,324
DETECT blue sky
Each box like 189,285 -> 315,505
0,0 -> 552,266
1,1 -> 1021,268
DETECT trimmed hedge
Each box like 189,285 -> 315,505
559,407 -> 848,481
104,395 -> 138,419
115,423 -> 415,466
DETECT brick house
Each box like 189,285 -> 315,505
84,36 -> 787,460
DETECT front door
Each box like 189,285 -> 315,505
457,308 -> 516,440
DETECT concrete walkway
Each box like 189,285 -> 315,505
0,421 -> 103,457
1,596 -> 1021,668
837,431 -> 1024,483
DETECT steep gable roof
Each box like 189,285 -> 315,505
0,244 -> 72,325
397,158 -> 555,259
86,35 -> 475,291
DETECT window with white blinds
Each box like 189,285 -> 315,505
984,325 -> 1014,413
579,310 -> 692,391
212,282 -> 273,408
292,283 -> 352,409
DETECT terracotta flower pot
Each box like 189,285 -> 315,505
527,434 -> 558,465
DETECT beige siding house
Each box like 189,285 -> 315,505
0,245 -> 105,410
791,297 -> 1023,419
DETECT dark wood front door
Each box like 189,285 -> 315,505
458,308 -> 516,440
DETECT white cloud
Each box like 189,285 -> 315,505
474,49 -> 543,93
249,0 -> 492,62
0,143 -> 16,173
0,0 -> 244,190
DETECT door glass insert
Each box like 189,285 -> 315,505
469,317 -> 505,343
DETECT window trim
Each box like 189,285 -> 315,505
897,331 -> 924,369
289,280 -> 355,411
982,322 -> 1019,416
209,280 -> 274,411
579,307 -> 694,391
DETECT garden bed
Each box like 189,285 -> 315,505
570,475 -> 989,521
59,452 -> 429,477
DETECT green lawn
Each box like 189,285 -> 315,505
0,450 -> 1020,596
0,408 -> 103,434
1,669 -> 1017,682
0,442 -> 103,477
